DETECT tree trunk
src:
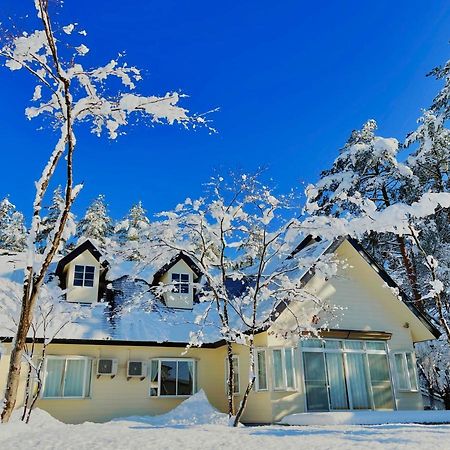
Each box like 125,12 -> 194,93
395,234 -> 423,309
233,377 -> 255,427
380,185 -> 422,308
443,391 -> 450,410
226,341 -> 235,418
1,295 -> 32,422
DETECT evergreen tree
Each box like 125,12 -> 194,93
37,186 -> 76,253
306,120 -> 421,305
0,197 -> 27,252
115,201 -> 150,260
76,195 -> 113,248
4,212 -> 27,252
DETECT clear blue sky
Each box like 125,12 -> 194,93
1,1 -> 449,221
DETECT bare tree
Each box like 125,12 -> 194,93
0,0 -> 206,423
153,173 -> 335,425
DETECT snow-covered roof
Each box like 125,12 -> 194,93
0,236 -> 439,346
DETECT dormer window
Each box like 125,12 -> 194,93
74,265 -> 95,287
172,273 -> 189,293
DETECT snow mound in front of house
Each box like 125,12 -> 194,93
4,407 -> 63,429
280,410 -> 450,426
114,390 -> 229,426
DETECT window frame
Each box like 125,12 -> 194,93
255,348 -> 268,392
73,265 -> 96,288
300,339 -> 396,412
393,351 -> 419,392
149,358 -> 197,398
271,347 -> 297,392
41,355 -> 93,400
224,354 -> 240,395
171,273 -> 190,294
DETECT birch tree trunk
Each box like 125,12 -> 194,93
1,0 -> 75,423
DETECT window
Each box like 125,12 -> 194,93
149,359 -> 196,397
301,339 -> 394,411
171,273 -> 189,294
225,355 -> 240,394
256,349 -> 268,391
394,352 -> 418,391
42,356 -> 92,399
73,265 -> 95,287
272,348 -> 296,391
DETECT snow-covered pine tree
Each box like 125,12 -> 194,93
77,195 -> 113,249
305,119 -> 422,307
3,211 -> 27,252
428,58 -> 450,120
114,201 -> 150,260
37,186 -> 76,253
0,197 -> 14,250
0,197 -> 27,252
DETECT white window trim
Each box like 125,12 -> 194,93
149,358 -> 197,398
171,273 -> 190,294
41,355 -> 92,400
393,351 -> 419,392
271,347 -> 297,392
255,348 -> 268,392
224,355 -> 240,395
73,265 -> 95,288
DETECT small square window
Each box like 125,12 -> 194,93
171,273 -> 190,294
73,265 -> 95,288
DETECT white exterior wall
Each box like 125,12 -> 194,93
161,260 -> 195,309
64,251 -> 101,304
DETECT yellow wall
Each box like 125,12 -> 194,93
64,251 -> 101,304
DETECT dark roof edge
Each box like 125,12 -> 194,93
55,240 -> 109,278
151,252 -> 202,286
0,336 -> 227,349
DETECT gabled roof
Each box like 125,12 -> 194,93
276,235 -> 440,339
55,240 -> 109,280
0,235 -> 440,346
151,252 -> 202,286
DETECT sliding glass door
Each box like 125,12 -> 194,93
303,352 -> 329,411
301,339 -> 394,412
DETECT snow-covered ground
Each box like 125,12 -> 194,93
2,414 -> 450,450
1,392 -> 450,450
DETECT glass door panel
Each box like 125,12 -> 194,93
346,353 -> 371,409
303,352 -> 329,411
367,354 -> 394,409
326,353 -> 349,410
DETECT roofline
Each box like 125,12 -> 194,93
151,252 -> 202,286
55,239 -> 109,277
0,336 -> 227,349
273,235 -> 440,339
0,328 -> 394,348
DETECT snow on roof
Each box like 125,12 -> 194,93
0,238 -> 335,346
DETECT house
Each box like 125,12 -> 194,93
0,236 -> 440,424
